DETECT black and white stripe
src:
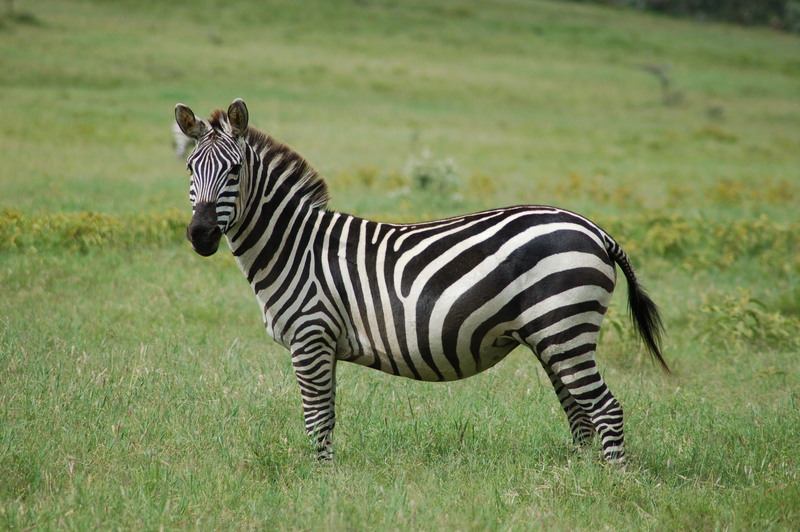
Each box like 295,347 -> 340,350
175,99 -> 668,463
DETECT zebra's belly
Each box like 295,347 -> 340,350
342,334 -> 520,382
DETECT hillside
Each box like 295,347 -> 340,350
1,0 -> 798,221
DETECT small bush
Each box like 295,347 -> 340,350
692,290 -> 800,351
405,147 -> 461,194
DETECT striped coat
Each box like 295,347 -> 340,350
176,99 -> 668,463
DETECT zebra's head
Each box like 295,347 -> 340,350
175,98 -> 249,257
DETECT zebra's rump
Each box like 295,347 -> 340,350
333,206 -> 618,382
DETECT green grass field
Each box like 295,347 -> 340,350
1,0 -> 799,529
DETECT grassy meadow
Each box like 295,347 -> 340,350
1,0 -> 799,529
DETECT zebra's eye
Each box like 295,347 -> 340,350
229,164 -> 242,175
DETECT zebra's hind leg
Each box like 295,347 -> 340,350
291,336 -> 337,461
540,363 -> 595,447
587,387 -> 625,464
538,345 -> 626,464
558,359 -> 625,463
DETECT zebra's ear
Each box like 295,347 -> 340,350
175,104 -> 206,140
228,98 -> 249,137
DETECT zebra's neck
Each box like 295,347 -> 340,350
224,133 -> 334,343
226,131 -> 329,252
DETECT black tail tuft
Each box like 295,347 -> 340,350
605,235 -> 670,374
627,281 -> 670,374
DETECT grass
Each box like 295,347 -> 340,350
1,249 -> 798,530
1,0 -> 799,529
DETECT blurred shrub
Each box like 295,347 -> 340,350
692,290 -> 800,351
554,172 -> 639,206
601,214 -> 799,272
467,173 -> 498,198
405,147 -> 461,194
568,0 -> 800,32
0,209 -> 186,253
1,207 -> 797,279
701,178 -> 796,205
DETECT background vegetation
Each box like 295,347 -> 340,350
572,0 -> 800,33
1,0 -> 798,529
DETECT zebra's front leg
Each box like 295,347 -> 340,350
291,337 -> 337,461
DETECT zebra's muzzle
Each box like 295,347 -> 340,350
187,203 -> 222,257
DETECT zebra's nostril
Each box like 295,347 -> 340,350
189,224 -> 216,239
187,202 -> 219,245
187,223 -> 221,256
188,224 -> 220,245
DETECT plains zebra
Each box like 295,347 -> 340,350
175,98 -> 669,463
172,120 -> 196,158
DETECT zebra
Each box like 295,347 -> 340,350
174,98 -> 669,464
172,120 -> 196,158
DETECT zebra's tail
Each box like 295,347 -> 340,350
603,235 -> 671,374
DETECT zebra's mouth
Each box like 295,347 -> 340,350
187,203 -> 222,257
189,234 -> 220,256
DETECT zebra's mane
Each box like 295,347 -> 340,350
208,109 -> 330,210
